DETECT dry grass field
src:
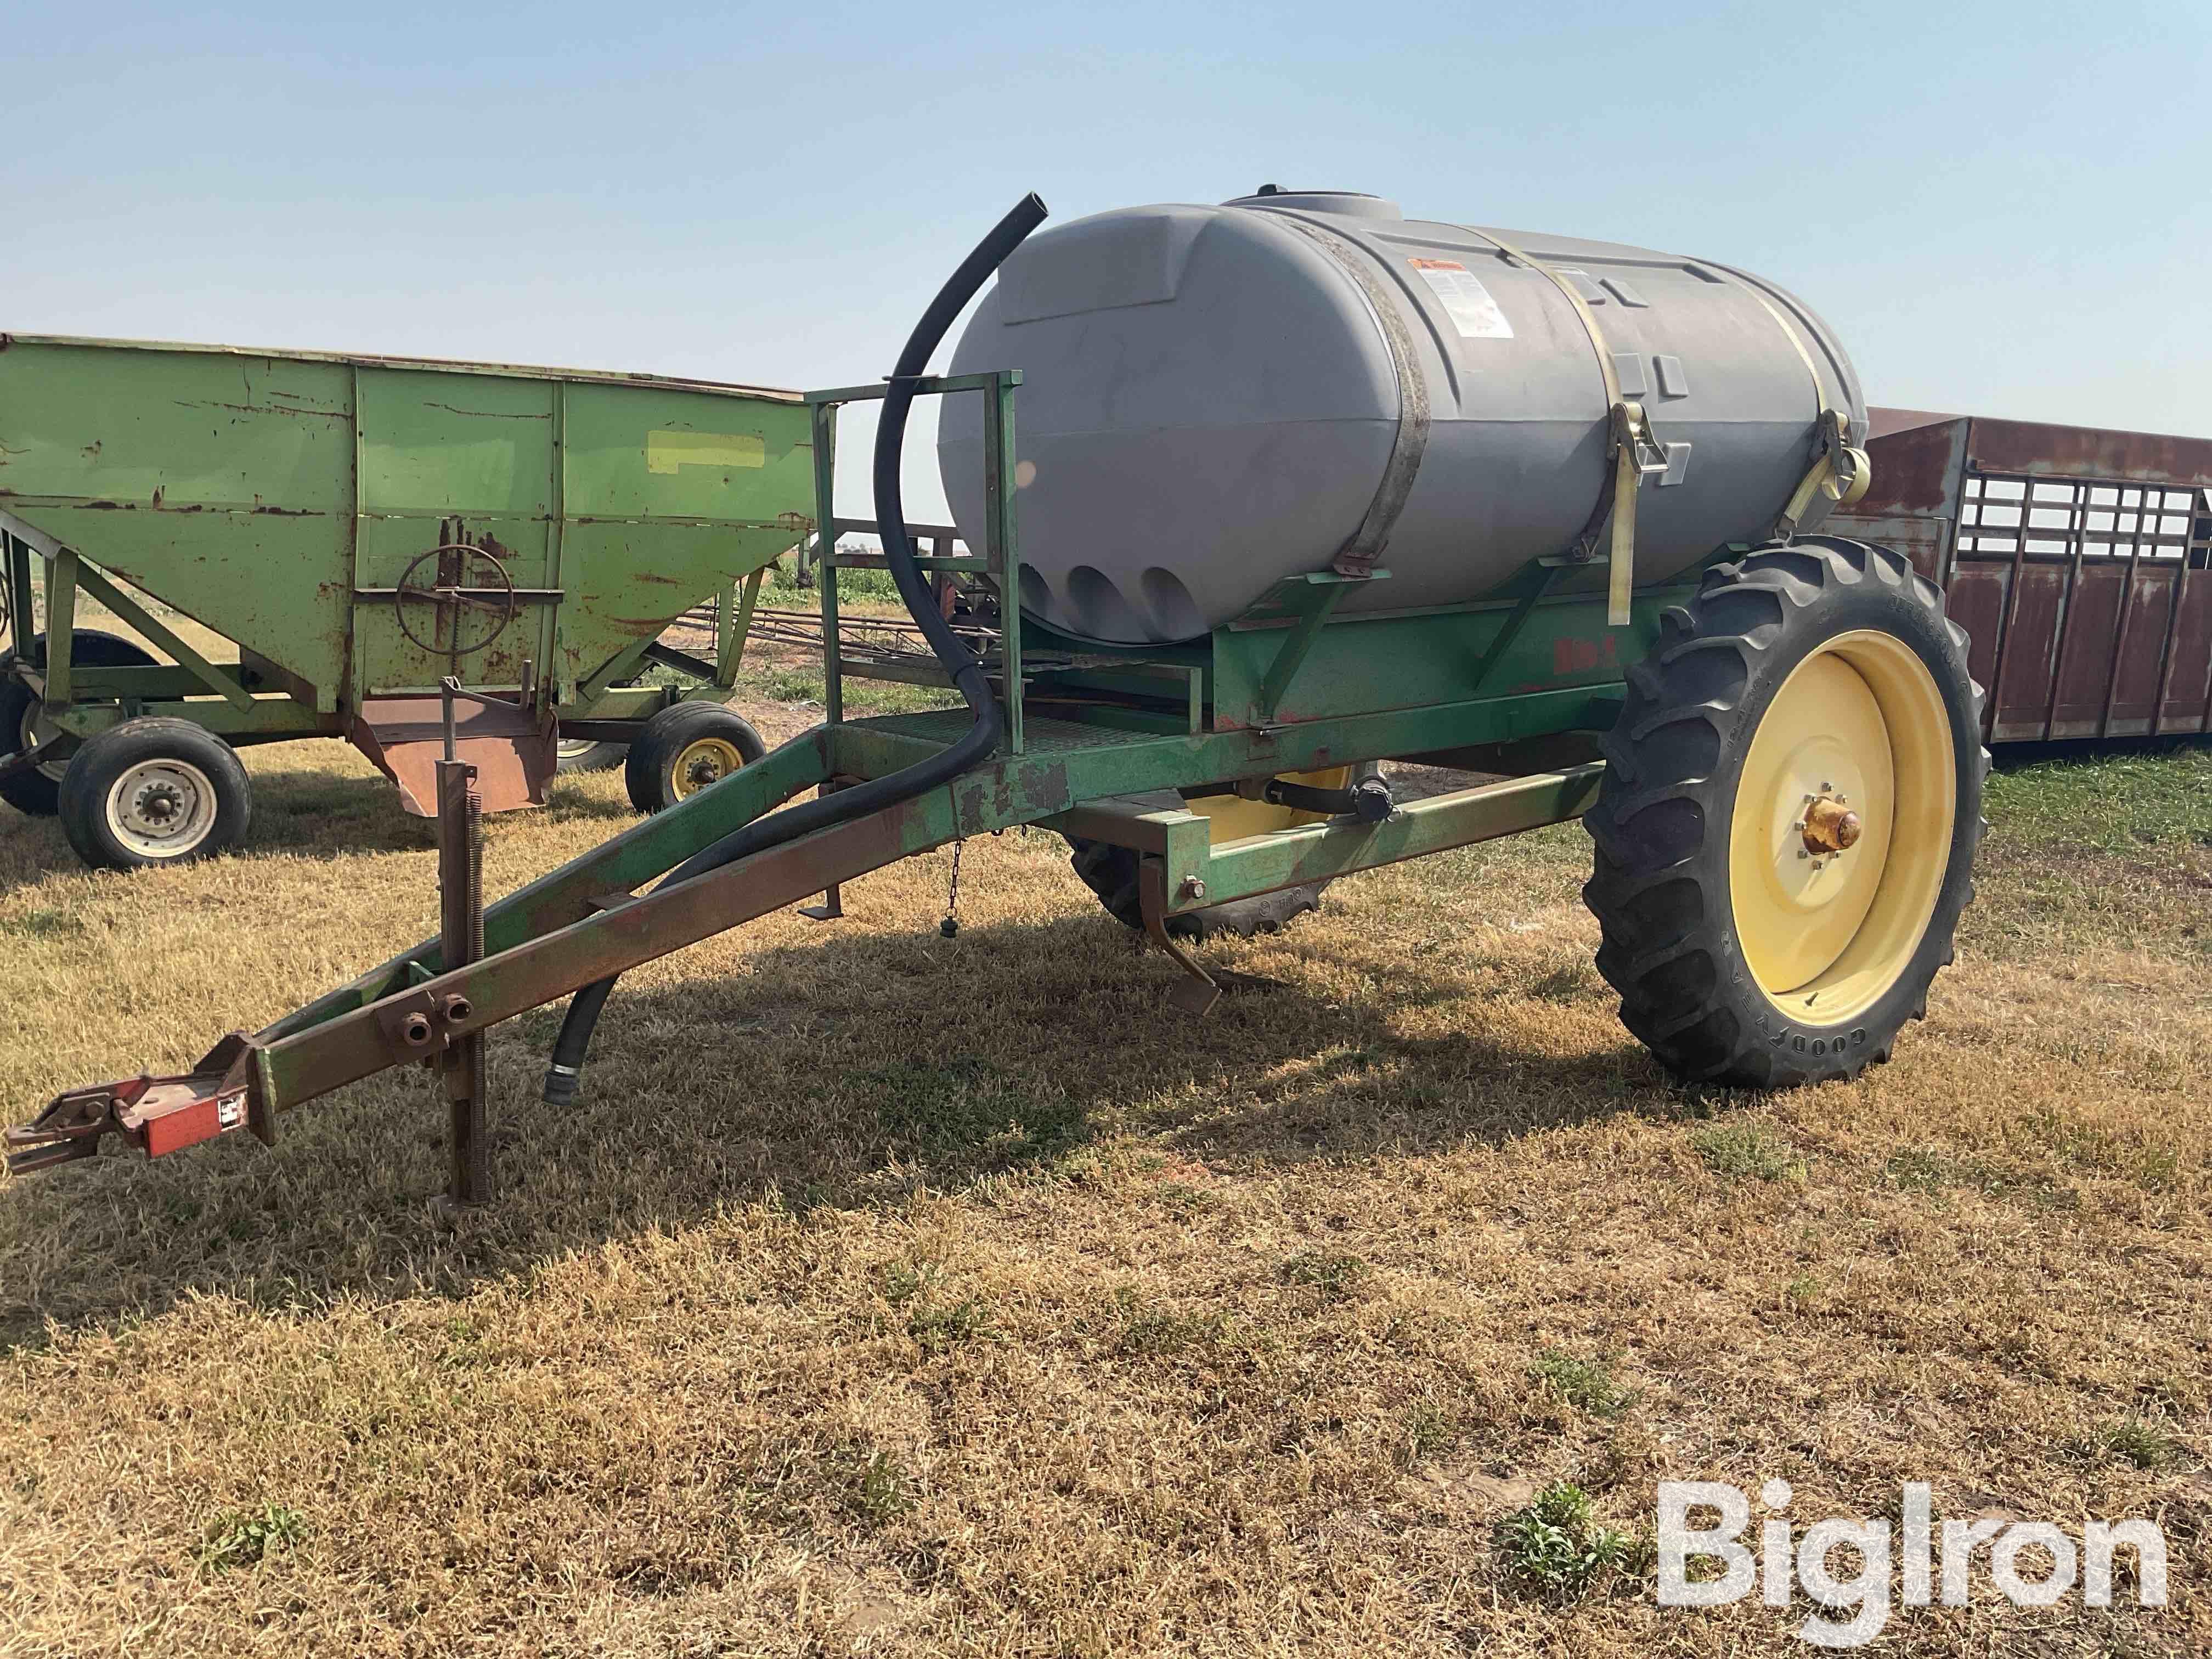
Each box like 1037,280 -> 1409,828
0,656 -> 2207,1654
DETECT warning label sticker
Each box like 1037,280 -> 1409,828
1408,258 -> 1514,339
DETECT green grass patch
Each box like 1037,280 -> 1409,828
1691,1122 -> 1806,1184
1531,1350 -> 1632,1419
197,1503 -> 307,1576
866,1058 -> 1087,1171
1494,1481 -> 1638,1600
1986,744 -> 2212,852
828,1447 -> 914,1524
907,1297 -> 993,1355
2086,1417 -> 2180,1470
730,661 -> 957,716
1277,1249 -> 1370,1303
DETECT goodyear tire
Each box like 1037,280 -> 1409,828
1582,537 -> 1987,1088
624,702 -> 767,814
0,631 -> 160,816
57,717 -> 253,871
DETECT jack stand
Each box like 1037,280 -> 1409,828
1138,859 -> 1221,1018
798,780 -> 847,919
434,683 -> 492,1210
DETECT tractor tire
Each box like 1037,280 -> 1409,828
57,716 -> 253,871
1581,537 -> 1986,1088
0,630 -> 160,816
1065,836 -> 1329,942
624,702 -> 767,814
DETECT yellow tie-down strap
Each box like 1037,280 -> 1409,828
1606,400 -> 1672,627
1474,229 -> 1662,627
1776,407 -> 1874,539
1742,288 -> 1872,539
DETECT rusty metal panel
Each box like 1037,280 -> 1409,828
2159,572 -> 2212,732
1847,413 -> 1970,517
1967,417 -> 2212,488
1945,568 -> 2007,696
1990,564 -> 2068,739
2107,567 -> 2182,734
2046,568 -> 2127,737
1828,413 -> 1970,589
349,694 -> 554,815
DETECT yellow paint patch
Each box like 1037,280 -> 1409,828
645,429 -> 765,474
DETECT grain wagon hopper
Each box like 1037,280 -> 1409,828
7,191 -> 1988,1207
0,337 -> 812,867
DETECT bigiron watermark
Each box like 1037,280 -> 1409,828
1656,1479 -> 2168,1648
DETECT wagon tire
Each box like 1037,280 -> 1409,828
1581,537 -> 1987,1089
0,630 -> 160,817
1065,837 -> 1329,941
624,702 -> 767,813
555,736 -> 629,775
57,717 -> 253,871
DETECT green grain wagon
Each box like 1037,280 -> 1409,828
0,335 -> 812,866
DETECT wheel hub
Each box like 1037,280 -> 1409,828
1799,795 -> 1861,857
134,782 -> 186,827
105,759 -> 218,856
1728,631 -> 1956,1026
672,737 -> 743,799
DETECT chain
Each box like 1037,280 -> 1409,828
938,837 -> 965,938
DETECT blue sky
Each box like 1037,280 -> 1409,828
6,1 -> 2206,517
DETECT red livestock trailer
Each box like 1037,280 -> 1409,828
1831,410 -> 2212,744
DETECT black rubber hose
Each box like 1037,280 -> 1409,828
544,193 -> 1050,1106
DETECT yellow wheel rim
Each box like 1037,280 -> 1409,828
1728,630 -> 1955,1028
1184,767 -> 1352,845
670,736 -> 744,800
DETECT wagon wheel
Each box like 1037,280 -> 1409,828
391,544 -> 518,661
1581,537 -> 1987,1088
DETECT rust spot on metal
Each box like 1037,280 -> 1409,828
425,402 -> 549,420
1970,417 -> 2212,487
172,399 -> 352,421
249,505 -> 322,517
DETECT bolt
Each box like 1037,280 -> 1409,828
402,1013 -> 433,1046
1178,876 -> 1206,902
440,994 -> 473,1024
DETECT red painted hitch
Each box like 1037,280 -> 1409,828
3,1034 -> 266,1176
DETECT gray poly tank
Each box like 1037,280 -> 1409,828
938,189 -> 1865,645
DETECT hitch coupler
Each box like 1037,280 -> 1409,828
2,1034 -> 265,1176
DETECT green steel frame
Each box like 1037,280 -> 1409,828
7,369 -> 1702,1182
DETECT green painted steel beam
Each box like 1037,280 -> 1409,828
1156,764 -> 1606,909
259,727 -> 832,1043
65,555 -> 256,709
49,698 -> 330,742
828,685 -> 1623,810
